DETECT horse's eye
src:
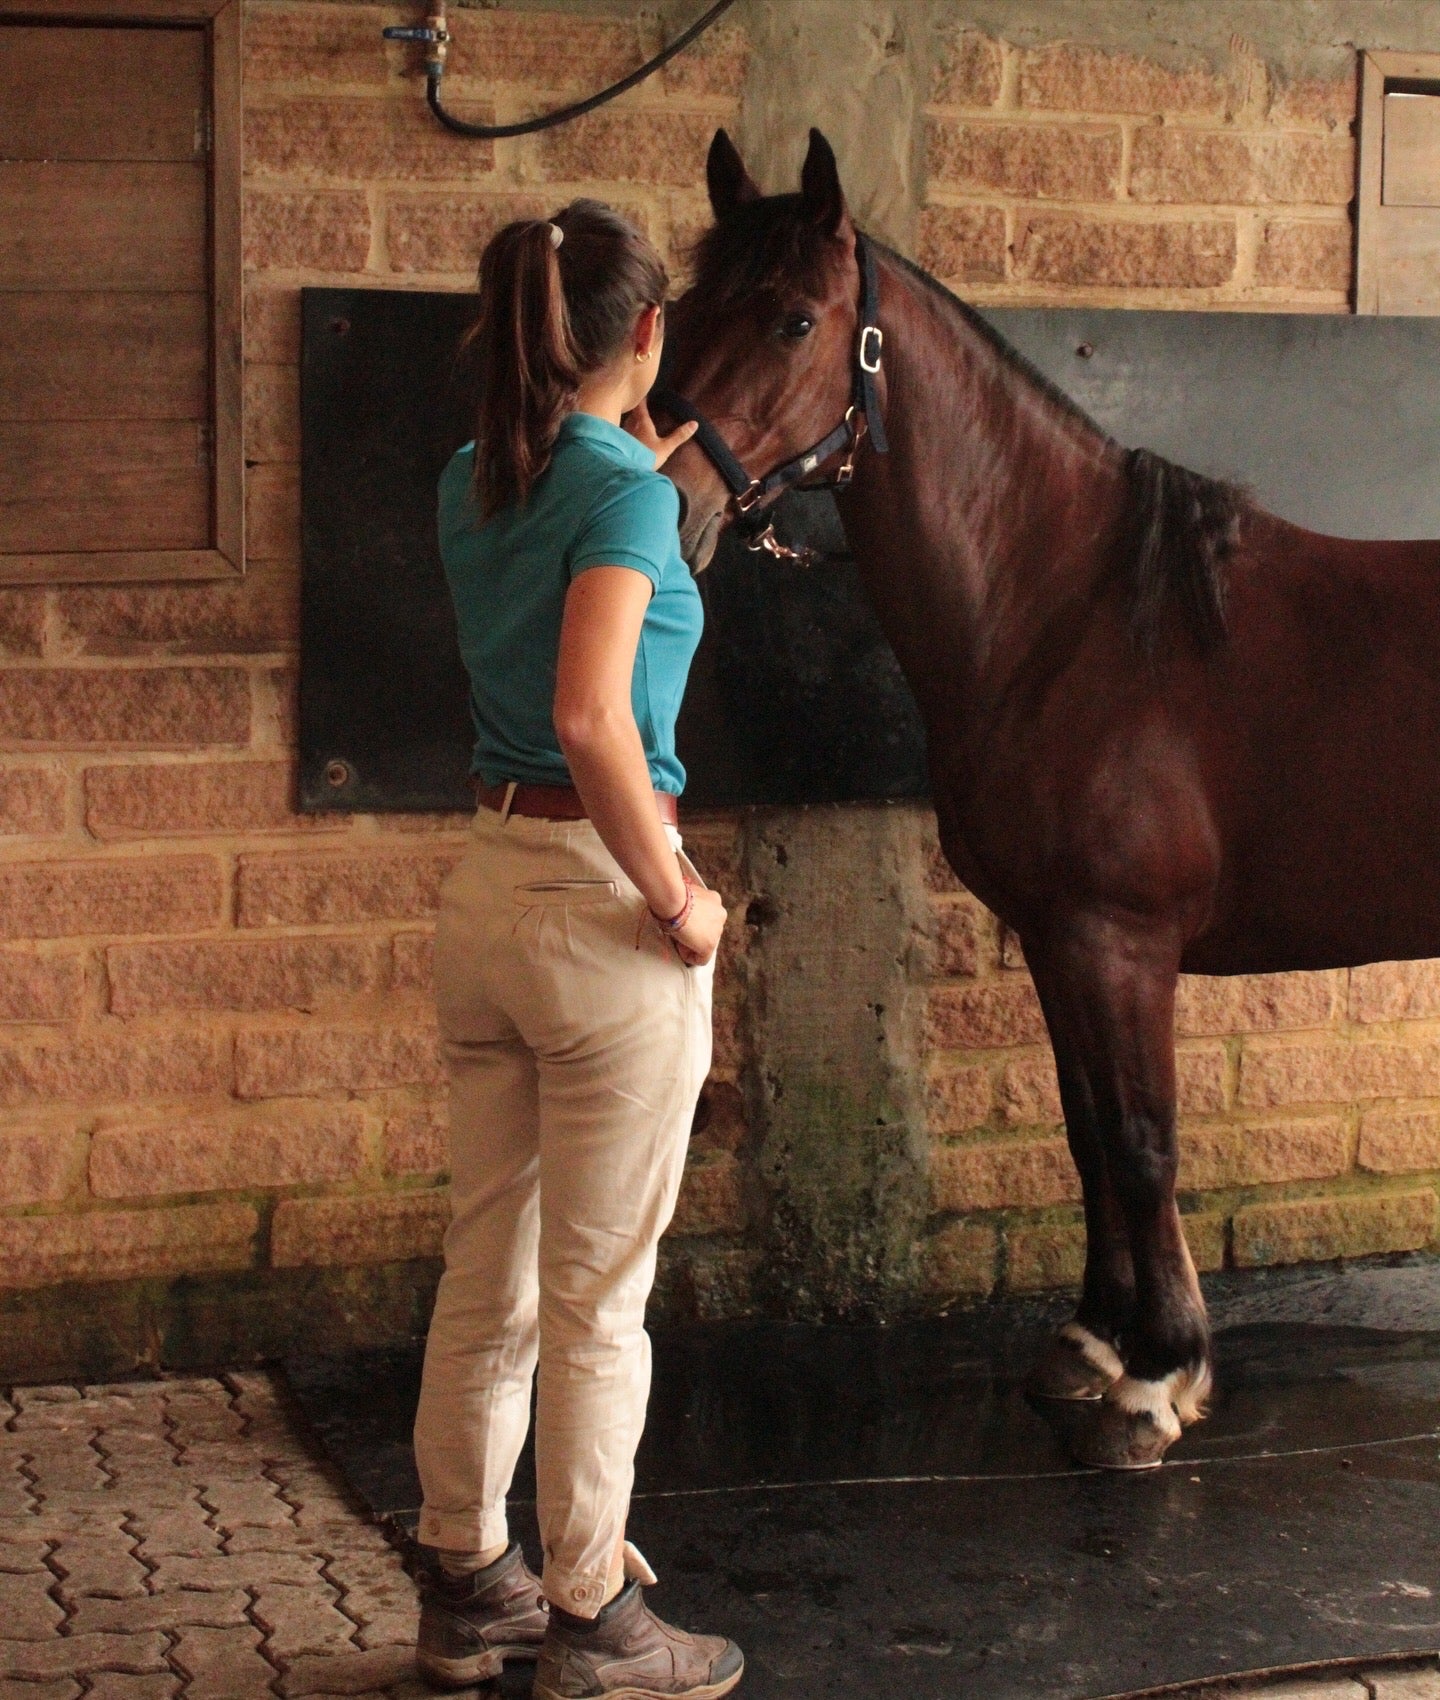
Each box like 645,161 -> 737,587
778,311 -> 815,341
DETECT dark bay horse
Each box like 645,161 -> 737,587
659,127 -> 1440,1470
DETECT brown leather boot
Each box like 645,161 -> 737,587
416,1542 -> 549,1687
533,1578 -> 743,1700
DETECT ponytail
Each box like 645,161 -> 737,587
465,201 -> 670,519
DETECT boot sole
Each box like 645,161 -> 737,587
532,1665 -> 743,1700
417,1645 -> 540,1687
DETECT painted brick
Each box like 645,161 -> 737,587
931,897 -> 982,975
1014,213 -> 1236,288
999,1044 -> 1226,1126
89,1105 -> 368,1198
55,567 -> 295,658
537,112 -> 715,188
0,590 -> 46,658
660,20 -> 749,98
672,1152 -> 745,1236
242,365 -> 301,464
246,94 -> 494,182
1359,1110 -> 1440,1175
0,1126 -> 77,1207
921,1222 -> 997,1295
1179,1117 -> 1349,1191
107,936 -> 385,1016
1234,1190 -> 1437,1267
927,119 -> 1122,200
999,926 -> 1027,970
0,1203 -> 256,1289
236,851 -> 456,926
1018,44 -> 1228,116
386,192 -> 548,274
382,1101 -> 446,1177
244,188 -> 372,272
1267,72 -> 1357,133
0,768 -> 67,836
924,1067 -> 992,1135
1238,1040 -> 1440,1109
446,8 -> 643,92
930,28 -> 1004,108
271,1189 -> 448,1268
0,950 -> 84,1022
0,857 -> 221,942
1177,1047 -> 1229,1114
1349,960 -> 1440,1024
1255,218 -> 1352,291
922,836 -> 964,892
392,932 -> 434,992
926,980 -> 1047,1050
0,669 -> 250,748
244,3 -> 395,86
933,1135 -> 1078,1210
1176,971 -> 1343,1037
245,286 -> 302,364
916,204 -> 1007,284
245,464 -> 301,562
257,666 -> 300,750
1129,127 -> 1354,205
0,1030 -> 223,1108
233,1023 -> 442,1099
84,761 -> 324,839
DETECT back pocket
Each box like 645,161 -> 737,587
513,879 -> 620,906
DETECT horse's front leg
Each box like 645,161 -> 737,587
1023,958 -> 1134,1402
1034,923 -> 1212,1469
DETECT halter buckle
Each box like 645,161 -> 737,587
858,324 -> 884,374
734,479 -> 765,515
832,406 -> 862,489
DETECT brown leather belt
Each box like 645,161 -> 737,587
476,780 -> 679,826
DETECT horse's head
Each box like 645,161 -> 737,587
661,127 -> 884,571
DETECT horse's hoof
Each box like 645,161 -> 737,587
1025,1322 -> 1124,1403
1066,1379 -> 1182,1471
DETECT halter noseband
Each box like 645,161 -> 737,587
653,232 -> 889,566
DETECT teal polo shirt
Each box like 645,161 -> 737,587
437,412 -> 704,796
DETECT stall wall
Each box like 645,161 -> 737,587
1,0 -> 1438,1367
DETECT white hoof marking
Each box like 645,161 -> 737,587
1058,1321 -> 1125,1384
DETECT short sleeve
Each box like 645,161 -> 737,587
568,472 -> 680,591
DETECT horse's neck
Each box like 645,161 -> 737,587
840,262 -> 1126,721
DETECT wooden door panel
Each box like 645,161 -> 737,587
0,292 -> 208,421
0,420 -> 210,551
1384,92 -> 1440,208
1375,206 -> 1440,313
0,24 -> 205,162
0,162 -> 207,290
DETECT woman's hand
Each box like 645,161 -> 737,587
668,883 -> 727,968
624,399 -> 698,470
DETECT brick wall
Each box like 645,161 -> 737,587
2,3 -> 1438,1343
0,0 -> 754,1317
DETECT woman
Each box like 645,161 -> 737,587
411,199 -> 743,1700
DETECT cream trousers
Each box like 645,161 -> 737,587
413,802 -> 713,1616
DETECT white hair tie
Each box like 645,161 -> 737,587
548,222 -> 564,250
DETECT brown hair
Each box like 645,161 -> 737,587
465,200 -> 669,518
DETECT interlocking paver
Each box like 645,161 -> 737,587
0,1631 -> 169,1679
170,1623 -> 279,1700
323,1553 -> 416,1651
277,1645 -> 416,1697
5,1567 -> 64,1640
69,1586 -> 251,1634
1372,1677 -> 1440,1700
149,1549 -> 324,1591
253,1579 -> 358,1660
82,1675 -> 182,1700
49,1519 -> 149,1599
204,1477 -> 295,1532
0,1523 -> 50,1574
131,1494 -> 223,1558
0,1679 -> 80,1700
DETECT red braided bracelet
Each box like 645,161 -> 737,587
652,880 -> 695,933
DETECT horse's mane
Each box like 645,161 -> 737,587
690,209 -> 1246,655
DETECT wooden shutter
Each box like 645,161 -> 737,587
1356,52 -> 1440,315
0,0 -> 241,583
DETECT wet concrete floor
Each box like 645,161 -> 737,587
286,1262 -> 1440,1699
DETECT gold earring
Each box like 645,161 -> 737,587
635,350 -> 648,363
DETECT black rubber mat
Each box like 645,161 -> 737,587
285,1262 -> 1440,1698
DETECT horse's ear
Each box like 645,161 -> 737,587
707,129 -> 762,221
800,128 -> 848,235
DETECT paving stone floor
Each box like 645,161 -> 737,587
1,1372 -> 1437,1700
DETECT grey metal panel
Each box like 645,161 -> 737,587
983,308 -> 1440,540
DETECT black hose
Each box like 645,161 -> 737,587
423,0 -> 743,140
